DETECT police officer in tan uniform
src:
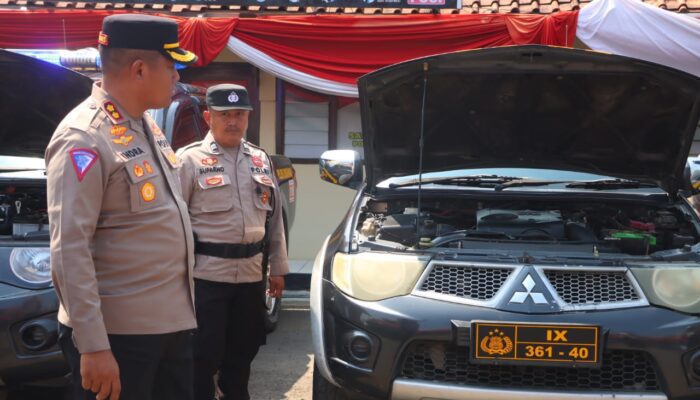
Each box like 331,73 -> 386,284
177,84 -> 289,400
45,15 -> 198,400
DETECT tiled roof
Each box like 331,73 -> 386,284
0,0 -> 698,14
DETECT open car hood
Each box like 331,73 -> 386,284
358,46 -> 700,195
0,50 -> 92,159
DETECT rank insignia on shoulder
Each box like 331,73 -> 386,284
167,152 -> 179,167
143,160 -> 154,174
141,181 -> 156,202
146,118 -> 165,137
261,191 -> 269,205
133,164 -> 145,178
103,101 -> 123,121
110,125 -> 127,137
201,157 -> 218,166
112,135 -> 134,146
69,148 -> 99,182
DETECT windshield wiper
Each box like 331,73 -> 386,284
565,179 -> 656,190
493,179 -> 570,191
388,174 -> 521,189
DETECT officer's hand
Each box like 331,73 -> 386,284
268,275 -> 285,298
81,349 -> 121,400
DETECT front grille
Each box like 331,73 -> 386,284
544,270 -> 640,305
400,341 -> 660,392
418,265 -> 513,300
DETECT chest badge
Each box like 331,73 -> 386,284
252,156 -> 264,168
112,135 -> 134,146
133,164 -> 145,178
141,182 -> 156,202
206,176 -> 223,186
201,157 -> 218,166
110,125 -> 127,137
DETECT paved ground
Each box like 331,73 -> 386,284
0,300 -> 314,400
250,300 -> 314,400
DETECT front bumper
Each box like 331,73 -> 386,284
0,282 -> 67,383
317,279 -> 700,400
391,379 -> 669,400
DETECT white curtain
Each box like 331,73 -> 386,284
227,36 -> 359,98
578,0 -> 700,77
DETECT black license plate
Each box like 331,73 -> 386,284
471,321 -> 601,368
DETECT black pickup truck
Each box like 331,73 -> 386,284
0,49 -> 296,385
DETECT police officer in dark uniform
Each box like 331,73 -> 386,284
177,84 -> 289,400
46,15 -> 198,400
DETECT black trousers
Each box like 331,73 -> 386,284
58,324 -> 194,400
193,279 -> 267,400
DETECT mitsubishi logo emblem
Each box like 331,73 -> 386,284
509,274 -> 548,304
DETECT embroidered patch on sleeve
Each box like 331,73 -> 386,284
69,148 -> 99,182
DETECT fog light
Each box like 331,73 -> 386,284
18,319 -> 57,351
691,352 -> 700,378
346,331 -> 372,362
20,324 -> 49,350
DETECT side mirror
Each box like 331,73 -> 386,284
319,150 -> 363,189
686,158 -> 700,194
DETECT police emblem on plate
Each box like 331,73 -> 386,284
141,182 -> 156,202
480,329 -> 514,356
228,92 -> 239,103
252,156 -> 264,168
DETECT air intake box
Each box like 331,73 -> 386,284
476,209 -> 565,240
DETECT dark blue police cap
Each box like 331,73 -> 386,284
99,14 -> 197,65
206,84 -> 253,111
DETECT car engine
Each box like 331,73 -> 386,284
0,185 -> 49,241
357,198 -> 698,256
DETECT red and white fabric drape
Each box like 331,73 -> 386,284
0,0 -> 698,97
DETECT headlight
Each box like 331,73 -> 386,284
331,252 -> 429,301
631,265 -> 700,314
10,248 -> 52,285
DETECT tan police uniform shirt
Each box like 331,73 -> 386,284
45,83 -> 197,354
177,133 -> 289,283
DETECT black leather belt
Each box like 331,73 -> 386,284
194,239 -> 265,259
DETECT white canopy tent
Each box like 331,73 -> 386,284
228,0 -> 700,97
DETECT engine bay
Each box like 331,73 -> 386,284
0,183 -> 49,241
357,197 -> 699,256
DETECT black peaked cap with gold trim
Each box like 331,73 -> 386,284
99,14 -> 198,65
